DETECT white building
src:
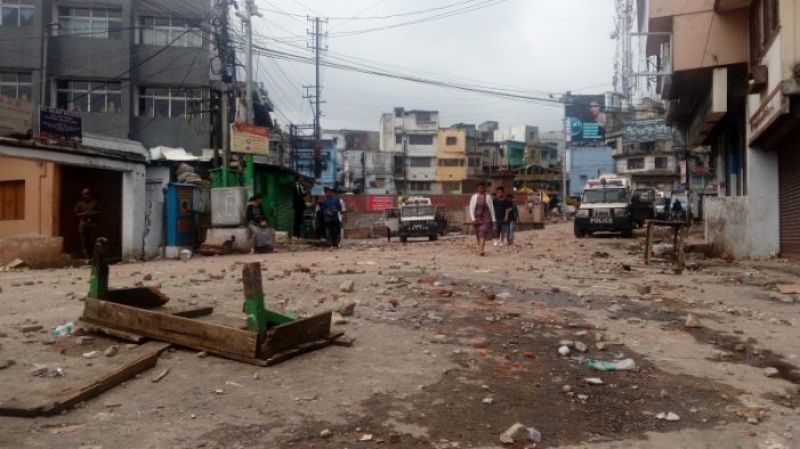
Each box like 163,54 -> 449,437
379,107 -> 439,194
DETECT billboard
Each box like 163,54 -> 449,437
566,95 -> 607,144
231,123 -> 269,155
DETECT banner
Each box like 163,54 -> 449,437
566,95 -> 607,143
367,195 -> 395,211
621,119 -> 672,142
231,123 -> 269,155
39,107 -> 82,143
0,96 -> 33,137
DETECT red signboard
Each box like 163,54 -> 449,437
367,195 -> 395,212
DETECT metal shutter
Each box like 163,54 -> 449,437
779,149 -> 800,259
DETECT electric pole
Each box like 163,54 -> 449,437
307,16 -> 327,179
241,0 -> 260,125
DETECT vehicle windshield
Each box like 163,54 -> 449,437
582,188 -> 628,204
401,205 -> 435,218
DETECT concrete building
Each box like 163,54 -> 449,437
435,128 -> 468,194
450,123 -> 482,192
323,129 -> 380,193
379,107 -> 439,195
643,0 -> 800,259
611,100 -> 679,193
0,0 -> 215,154
494,125 -> 540,168
568,146 -> 615,197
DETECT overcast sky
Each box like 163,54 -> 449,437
251,0 -> 616,134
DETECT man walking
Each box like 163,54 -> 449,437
292,175 -> 306,239
493,186 -> 508,246
320,188 -> 343,248
74,188 -> 99,259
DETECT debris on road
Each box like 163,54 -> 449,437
587,358 -> 637,371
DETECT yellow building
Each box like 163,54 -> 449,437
435,129 -> 467,194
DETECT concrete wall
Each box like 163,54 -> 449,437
672,8 -> 748,72
143,166 -> 170,260
0,158 -> 57,238
704,195 -> 780,258
649,0 -> 715,19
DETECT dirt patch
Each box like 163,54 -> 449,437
201,312 -> 740,449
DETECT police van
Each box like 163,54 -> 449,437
573,177 -> 634,238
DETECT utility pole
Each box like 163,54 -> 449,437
307,17 -> 327,179
39,22 -> 59,119
561,94 -> 570,217
241,0 -> 260,124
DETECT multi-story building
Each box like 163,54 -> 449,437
493,125 -> 540,167
0,0 -> 220,153
450,123 -> 482,192
611,100 -> 679,193
323,129 -> 381,193
379,107 -> 439,195
642,0 -> 800,259
435,128 -> 468,195
539,130 -> 565,170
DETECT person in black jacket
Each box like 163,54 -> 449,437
246,195 -> 272,253
292,175 -> 307,238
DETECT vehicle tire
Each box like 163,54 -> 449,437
574,227 -> 586,238
429,234 -> 438,241
400,235 -> 408,244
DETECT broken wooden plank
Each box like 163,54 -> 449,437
261,311 -> 332,358
78,319 -> 146,343
81,298 -> 259,359
0,342 -> 169,417
776,284 -> 800,295
264,332 -> 344,366
171,306 -> 214,319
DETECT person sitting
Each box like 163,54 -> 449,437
246,195 -> 273,254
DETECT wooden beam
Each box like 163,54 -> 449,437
0,342 -> 169,417
261,311 -> 332,358
81,298 -> 259,359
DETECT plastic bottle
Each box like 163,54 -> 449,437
51,322 -> 74,339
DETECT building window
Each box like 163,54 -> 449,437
750,0 -> 780,64
468,157 -> 481,167
408,135 -> 433,145
655,157 -> 668,170
138,87 -> 206,118
408,181 -> 431,192
59,7 -> 122,39
438,158 -> 462,167
442,182 -> 460,194
415,111 -> 431,122
446,136 -> 457,145
139,16 -> 202,47
1,0 -> 33,26
0,180 -> 24,220
395,134 -> 402,144
0,72 -> 32,100
409,157 -> 432,168
627,158 -> 645,170
56,81 -> 121,113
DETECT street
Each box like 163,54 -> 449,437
1,224 -> 798,449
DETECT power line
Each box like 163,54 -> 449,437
259,0 -> 485,21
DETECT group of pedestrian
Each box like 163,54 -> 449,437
468,182 -> 519,256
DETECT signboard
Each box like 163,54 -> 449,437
566,95 -> 607,143
621,119 -> 673,142
231,123 -> 269,155
39,107 -> 82,143
367,195 -> 395,212
0,96 -> 33,136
